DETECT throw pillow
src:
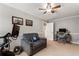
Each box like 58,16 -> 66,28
32,36 -> 38,42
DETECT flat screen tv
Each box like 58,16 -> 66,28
59,28 -> 66,32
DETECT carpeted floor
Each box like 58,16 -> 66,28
19,40 -> 79,56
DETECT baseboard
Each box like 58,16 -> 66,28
71,41 -> 79,44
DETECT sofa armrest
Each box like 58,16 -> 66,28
21,39 -> 34,55
40,37 -> 47,41
39,37 -> 47,46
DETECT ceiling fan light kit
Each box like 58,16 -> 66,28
51,10 -> 55,13
47,9 -> 51,12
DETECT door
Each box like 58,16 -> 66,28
45,23 -> 54,40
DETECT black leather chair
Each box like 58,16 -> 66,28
21,33 -> 47,56
56,29 -> 72,43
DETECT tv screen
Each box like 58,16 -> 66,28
59,28 -> 66,32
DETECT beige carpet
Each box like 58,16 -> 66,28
19,40 -> 79,56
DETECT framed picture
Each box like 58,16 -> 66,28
12,16 -> 23,25
26,19 -> 33,26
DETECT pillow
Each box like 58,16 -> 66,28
32,36 -> 38,42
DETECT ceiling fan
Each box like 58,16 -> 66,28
39,3 -> 61,14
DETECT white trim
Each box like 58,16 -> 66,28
71,41 -> 79,44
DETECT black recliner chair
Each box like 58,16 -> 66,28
21,33 -> 47,56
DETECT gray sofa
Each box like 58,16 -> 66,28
21,33 -> 47,56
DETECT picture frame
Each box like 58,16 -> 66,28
12,16 -> 23,25
26,19 -> 33,26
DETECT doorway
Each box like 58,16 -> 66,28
45,23 -> 54,40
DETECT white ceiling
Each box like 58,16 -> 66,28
4,3 -> 79,22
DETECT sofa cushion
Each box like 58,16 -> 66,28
23,33 -> 39,42
23,34 -> 32,42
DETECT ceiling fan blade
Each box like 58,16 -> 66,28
43,11 -> 47,14
52,5 -> 61,9
51,10 -> 55,13
39,8 -> 46,10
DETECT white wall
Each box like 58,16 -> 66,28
52,15 -> 79,44
0,4 -> 45,50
